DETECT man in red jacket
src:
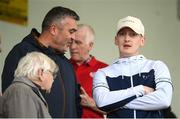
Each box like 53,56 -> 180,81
70,24 -> 108,118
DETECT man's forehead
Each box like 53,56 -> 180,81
74,37 -> 82,42
119,27 -> 135,32
55,17 -> 77,32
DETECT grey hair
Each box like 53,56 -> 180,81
77,24 -> 95,44
14,52 -> 58,80
42,6 -> 80,32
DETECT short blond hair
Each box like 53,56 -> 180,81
14,52 -> 58,80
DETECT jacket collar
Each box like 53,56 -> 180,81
13,76 -> 48,107
13,76 -> 39,90
113,55 -> 145,64
70,56 -> 97,67
22,28 -> 56,55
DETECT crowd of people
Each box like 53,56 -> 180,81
0,6 -> 176,118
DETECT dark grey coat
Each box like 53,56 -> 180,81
2,77 -> 51,118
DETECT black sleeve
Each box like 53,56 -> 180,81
1,45 -> 28,93
67,59 -> 82,117
75,83 -> 82,118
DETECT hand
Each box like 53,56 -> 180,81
80,86 -> 96,108
80,86 -> 107,114
143,86 -> 154,95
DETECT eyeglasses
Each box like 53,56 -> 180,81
46,70 -> 57,78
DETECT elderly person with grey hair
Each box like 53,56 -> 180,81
2,52 -> 58,118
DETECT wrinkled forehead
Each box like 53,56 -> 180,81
75,29 -> 86,40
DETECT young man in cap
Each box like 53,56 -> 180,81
93,16 -> 173,118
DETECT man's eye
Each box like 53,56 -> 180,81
118,32 -> 125,36
75,41 -> 81,45
69,31 -> 74,34
130,32 -> 138,37
69,29 -> 76,34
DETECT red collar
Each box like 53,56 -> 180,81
70,56 -> 97,67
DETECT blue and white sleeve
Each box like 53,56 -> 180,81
93,69 -> 145,112
124,61 -> 173,110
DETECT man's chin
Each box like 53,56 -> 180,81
63,49 -> 68,53
54,48 -> 66,54
61,46 -> 69,53
63,46 -> 70,52
70,56 -> 81,61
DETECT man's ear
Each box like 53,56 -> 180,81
88,42 -> 94,51
115,36 -> 118,46
140,36 -> 145,47
49,25 -> 57,36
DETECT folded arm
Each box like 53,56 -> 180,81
93,70 -> 146,112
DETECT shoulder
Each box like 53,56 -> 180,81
141,58 -> 169,69
6,36 -> 35,60
2,83 -> 36,105
97,60 -> 108,66
147,59 -> 169,70
4,82 -> 32,95
92,57 -> 108,67
145,59 -> 171,79
95,63 -> 115,78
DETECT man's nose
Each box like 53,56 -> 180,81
70,40 -> 76,49
124,34 -> 130,42
71,32 -> 76,40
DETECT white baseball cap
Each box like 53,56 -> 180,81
117,16 -> 145,36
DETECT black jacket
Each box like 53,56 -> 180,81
2,28 -> 82,118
